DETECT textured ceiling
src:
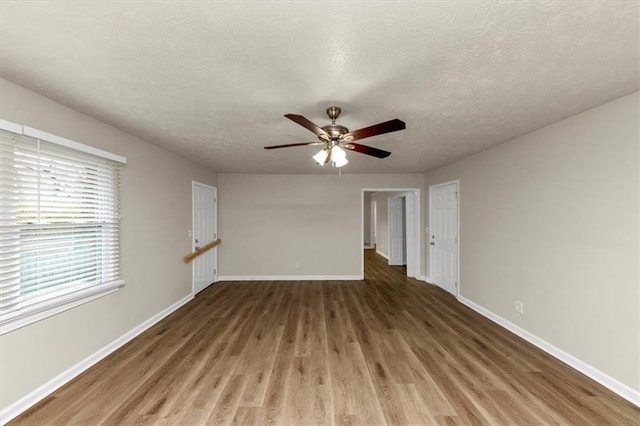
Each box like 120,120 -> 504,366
0,1 -> 638,174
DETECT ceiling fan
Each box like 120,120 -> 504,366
264,106 -> 406,167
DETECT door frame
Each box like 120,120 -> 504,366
428,179 -> 460,297
192,181 -> 218,294
361,188 -> 421,279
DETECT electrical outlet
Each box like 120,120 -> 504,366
515,301 -> 524,314
187,230 -> 192,238
295,261 -> 301,268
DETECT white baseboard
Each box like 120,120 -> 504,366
218,275 -> 363,282
417,275 -> 432,283
375,250 -> 389,260
364,245 -> 374,249
458,296 -> 640,408
0,293 -> 194,425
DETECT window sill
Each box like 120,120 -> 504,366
0,281 -> 125,335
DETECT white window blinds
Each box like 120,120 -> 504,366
1,127 -> 124,332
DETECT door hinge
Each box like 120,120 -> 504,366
214,268 -> 217,275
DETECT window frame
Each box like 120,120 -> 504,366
0,119 -> 126,335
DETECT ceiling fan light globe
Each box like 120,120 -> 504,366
331,146 -> 348,167
333,157 -> 348,168
312,149 -> 328,165
331,145 -> 347,160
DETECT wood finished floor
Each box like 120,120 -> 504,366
13,251 -> 639,425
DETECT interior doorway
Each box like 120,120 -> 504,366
362,188 -> 420,278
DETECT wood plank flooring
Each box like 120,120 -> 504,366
12,250 -> 639,425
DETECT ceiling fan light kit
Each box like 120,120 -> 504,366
264,106 -> 406,168
312,145 -> 348,167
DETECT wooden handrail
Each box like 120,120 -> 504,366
183,238 -> 221,264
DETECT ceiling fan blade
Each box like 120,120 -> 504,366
343,142 -> 391,159
264,142 -> 324,150
285,114 -> 329,138
344,118 -> 406,141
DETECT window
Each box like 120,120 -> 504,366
0,122 -> 126,334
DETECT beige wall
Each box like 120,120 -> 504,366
0,79 -> 217,409
217,174 -> 424,277
363,192 -> 371,246
424,92 -> 639,391
373,192 -> 389,257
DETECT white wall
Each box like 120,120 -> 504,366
424,92 -> 639,393
0,79 -> 218,410
217,174 -> 424,278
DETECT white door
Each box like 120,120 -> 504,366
429,181 -> 459,295
388,196 -> 405,266
193,182 -> 217,294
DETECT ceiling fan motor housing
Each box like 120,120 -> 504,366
321,124 -> 349,140
322,106 -> 349,142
